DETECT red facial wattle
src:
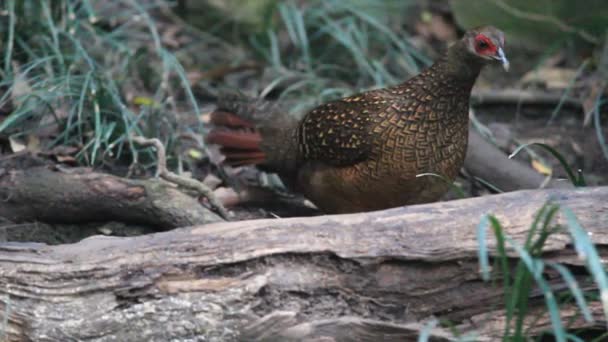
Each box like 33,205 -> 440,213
474,34 -> 497,56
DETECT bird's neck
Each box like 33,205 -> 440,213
427,40 -> 485,93
447,40 -> 484,83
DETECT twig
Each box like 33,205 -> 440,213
132,136 -> 230,220
471,89 -> 582,109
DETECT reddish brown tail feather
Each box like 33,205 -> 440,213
210,111 -> 255,128
206,111 -> 267,166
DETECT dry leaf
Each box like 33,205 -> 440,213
132,96 -> 159,107
8,135 -> 26,153
56,155 -> 78,164
8,134 -> 40,154
26,135 -> 41,154
98,227 -> 113,235
187,148 -> 204,160
531,159 -> 552,176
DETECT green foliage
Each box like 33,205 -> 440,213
476,204 -> 603,340
249,0 -> 429,112
509,143 -> 586,186
198,0 -> 278,28
417,319 -> 439,342
450,0 -> 608,49
0,0 -> 198,167
563,208 -> 608,322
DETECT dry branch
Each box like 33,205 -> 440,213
0,166 -> 222,229
132,136 -> 230,220
471,89 -> 583,109
0,187 -> 606,341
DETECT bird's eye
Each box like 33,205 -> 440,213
477,40 -> 489,49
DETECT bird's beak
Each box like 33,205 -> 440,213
494,47 -> 509,71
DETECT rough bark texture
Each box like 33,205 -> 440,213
0,167 -> 222,230
0,187 -> 606,341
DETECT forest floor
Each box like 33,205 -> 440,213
0,1 -> 606,242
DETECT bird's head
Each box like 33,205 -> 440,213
462,26 -> 509,71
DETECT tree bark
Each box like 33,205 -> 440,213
0,187 -> 606,341
0,166 -> 222,230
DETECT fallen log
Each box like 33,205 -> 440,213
464,128 -> 571,191
0,187 -> 606,341
0,166 -> 222,230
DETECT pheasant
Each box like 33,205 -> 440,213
207,26 -> 509,213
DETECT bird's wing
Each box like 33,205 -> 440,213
297,89 -> 397,166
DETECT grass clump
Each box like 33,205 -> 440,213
0,0 -> 432,168
247,0 -> 429,112
0,0 -> 200,169
509,143 -> 587,187
475,204 -> 607,341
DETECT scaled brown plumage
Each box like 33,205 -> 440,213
207,26 -> 509,213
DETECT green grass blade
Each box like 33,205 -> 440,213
417,319 -> 438,342
3,0 -> 16,75
128,0 -> 162,52
509,142 -> 585,186
548,60 -> 589,124
160,50 -> 201,130
506,237 -> 566,342
565,333 -> 586,342
476,215 -> 491,281
267,29 -> 282,67
593,98 -> 608,161
516,204 -> 561,338
415,173 -> 466,199
548,263 -> 593,323
563,208 -> 608,326
485,216 -> 515,337
91,94 -> 102,165
473,176 -> 504,193
590,332 -> 608,342
41,0 -> 65,73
